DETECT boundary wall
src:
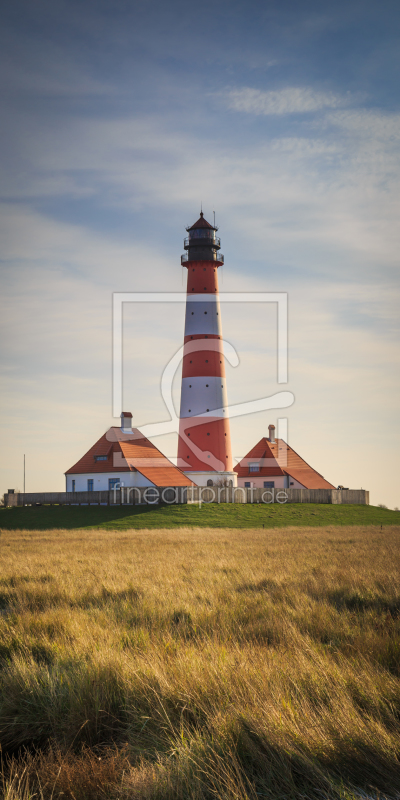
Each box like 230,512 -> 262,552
4,487 -> 369,507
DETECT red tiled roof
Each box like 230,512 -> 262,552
234,438 -> 285,478
66,427 -> 194,487
283,467 -> 333,490
93,443 -> 113,458
234,436 -> 334,489
279,440 -> 334,488
188,211 -> 214,230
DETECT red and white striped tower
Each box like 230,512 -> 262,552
177,212 -> 237,487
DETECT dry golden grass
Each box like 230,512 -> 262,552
0,525 -> 399,799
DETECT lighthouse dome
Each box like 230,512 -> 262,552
187,211 -> 216,240
182,212 -> 223,264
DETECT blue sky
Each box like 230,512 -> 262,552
1,0 -> 399,506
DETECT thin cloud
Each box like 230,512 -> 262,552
224,87 -> 350,115
326,109 -> 400,141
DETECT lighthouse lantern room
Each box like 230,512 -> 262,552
177,213 -> 237,487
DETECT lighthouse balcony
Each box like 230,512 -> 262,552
184,236 -> 221,249
181,252 -> 224,265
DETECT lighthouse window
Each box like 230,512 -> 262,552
189,229 -> 215,240
187,433 -> 191,436
205,359 -> 208,362
207,432 -> 210,436
206,384 -> 209,387
191,312 -> 194,315
204,311 -> 207,314
189,385 -> 192,387
190,360 -> 192,363
207,408 -> 209,412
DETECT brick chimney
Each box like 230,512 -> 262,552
121,411 -> 133,433
268,424 -> 276,443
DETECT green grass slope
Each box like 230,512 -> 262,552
0,502 -> 398,530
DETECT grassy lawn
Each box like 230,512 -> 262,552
0,524 -> 399,799
0,502 -> 399,531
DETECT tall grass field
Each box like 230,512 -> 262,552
0,523 -> 399,799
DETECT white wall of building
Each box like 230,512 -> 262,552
236,475 -> 306,489
65,471 -> 155,492
184,470 -> 237,487
286,476 -> 307,489
236,475 -> 286,489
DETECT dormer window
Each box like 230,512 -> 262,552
94,455 -> 108,462
249,462 -> 259,473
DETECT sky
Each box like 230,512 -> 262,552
1,0 -> 399,507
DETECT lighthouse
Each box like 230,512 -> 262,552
177,212 -> 237,487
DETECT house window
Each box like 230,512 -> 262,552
72,480 -> 75,492
264,481 -> 275,488
244,482 -> 251,488
94,455 -> 107,462
109,478 -> 121,490
87,479 -> 94,492
249,463 -> 259,473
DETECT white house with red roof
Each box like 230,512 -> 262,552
234,424 -> 334,490
65,412 -> 194,493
